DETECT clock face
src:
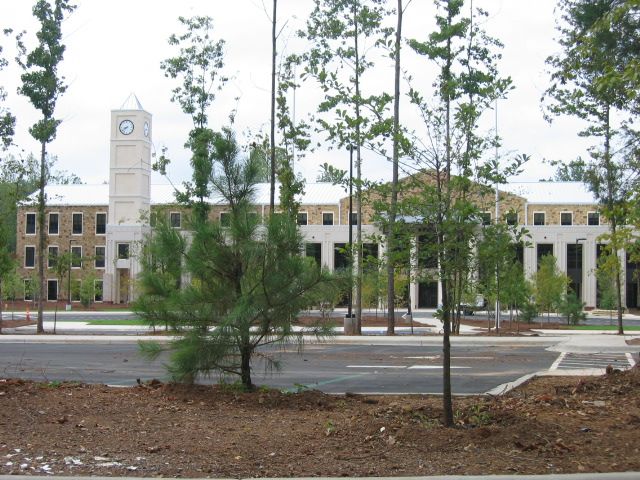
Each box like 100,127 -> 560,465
143,121 -> 149,137
119,119 -> 134,135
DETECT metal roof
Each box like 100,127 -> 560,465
500,181 -> 596,204
26,182 -> 346,207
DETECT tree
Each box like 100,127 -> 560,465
136,129 -> 335,390
316,162 -> 347,184
533,254 -> 569,323
0,28 -> 15,149
0,221 -> 15,333
559,291 -> 586,325
545,0 -> 640,334
300,0 -> 392,335
158,15 -> 226,224
17,0 -> 76,333
407,0 -> 514,426
476,223 -> 528,332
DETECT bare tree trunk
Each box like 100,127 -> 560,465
269,0 -> 278,213
240,346 -> 253,391
37,141 -> 46,334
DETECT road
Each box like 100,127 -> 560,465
0,341 -> 561,394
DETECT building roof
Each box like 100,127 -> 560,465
500,181 -> 596,204
28,182 -> 347,207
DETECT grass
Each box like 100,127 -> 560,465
568,324 -> 640,331
85,319 -> 148,326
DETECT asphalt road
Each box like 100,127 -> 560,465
0,342 -> 559,394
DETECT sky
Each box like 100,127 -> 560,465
0,0 -> 594,187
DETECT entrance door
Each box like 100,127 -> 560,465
418,281 -> 438,308
118,269 -> 130,304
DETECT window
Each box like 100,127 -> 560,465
533,212 -> 545,226
47,279 -> 58,301
24,279 -> 33,301
322,212 -> 334,226
560,212 -> 572,226
71,246 -> 82,268
220,212 -> 230,227
48,246 -> 59,269
95,212 -> 107,235
297,212 -> 308,226
72,212 -> 83,234
117,243 -> 130,259
25,246 -> 35,268
71,279 -> 81,302
536,243 -> 554,270
94,279 -> 104,302
334,243 -> 349,270
350,212 -> 358,226
48,213 -> 59,235
170,212 -> 181,229
479,212 -> 491,226
95,246 -> 105,268
504,211 -> 518,226
25,213 -> 36,235
305,243 -> 322,266
588,212 -> 600,226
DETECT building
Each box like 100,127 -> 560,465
14,101 -> 640,310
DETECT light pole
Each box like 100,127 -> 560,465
347,145 -> 354,315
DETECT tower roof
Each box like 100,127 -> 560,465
119,92 -> 144,110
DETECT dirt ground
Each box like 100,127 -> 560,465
1,366 -> 639,478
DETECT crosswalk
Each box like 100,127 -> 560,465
550,352 -> 636,371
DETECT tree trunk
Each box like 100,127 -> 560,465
240,346 -> 253,391
37,141 -> 46,334
441,277 -> 453,427
269,0 -> 277,213
386,0 -> 403,336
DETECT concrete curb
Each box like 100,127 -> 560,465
2,473 -> 639,480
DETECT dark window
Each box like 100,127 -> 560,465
588,212 -> 600,226
504,211 -> 518,226
350,212 -> 358,226
533,212 -> 545,226
297,212 -> 308,226
25,246 -> 35,268
94,280 -> 104,302
24,279 -> 33,301
334,243 -> 349,270
47,279 -> 58,301
96,213 -> 107,234
95,246 -> 105,268
560,212 -> 572,226
48,246 -> 58,269
71,246 -> 82,268
26,213 -> 36,234
536,243 -> 554,269
418,233 -> 438,269
72,213 -> 83,234
305,243 -> 322,266
117,243 -> 130,259
71,279 -> 81,302
479,212 -> 491,226
170,212 -> 181,228
220,212 -> 230,227
362,243 -> 378,260
322,212 -> 334,226
48,213 -> 59,235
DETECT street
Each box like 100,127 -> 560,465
0,341 -> 559,393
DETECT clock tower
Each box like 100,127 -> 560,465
104,93 -> 152,303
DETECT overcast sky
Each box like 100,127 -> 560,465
0,0 -> 593,186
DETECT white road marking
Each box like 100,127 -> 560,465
407,365 -> 470,370
626,353 -> 636,367
346,365 -> 406,369
549,352 -> 566,371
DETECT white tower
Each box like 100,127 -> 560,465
104,94 -> 152,303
